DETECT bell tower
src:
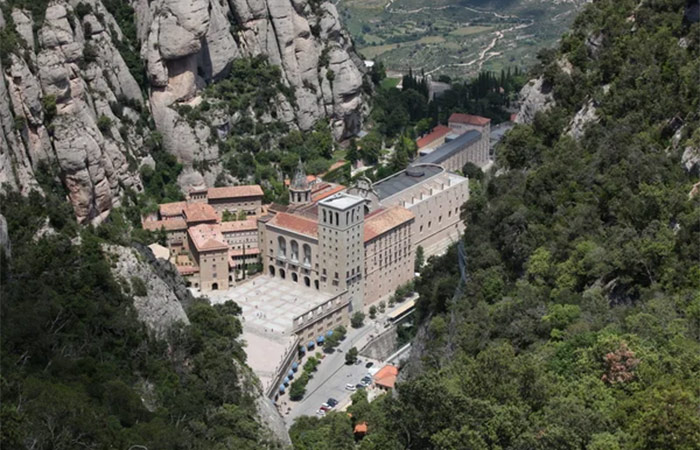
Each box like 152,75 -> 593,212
317,193 -> 366,312
289,160 -> 311,205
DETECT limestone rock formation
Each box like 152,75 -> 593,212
0,214 -> 10,259
140,0 -> 367,188
104,243 -> 190,337
514,76 -> 555,125
566,99 -> 599,140
1,2 -> 144,223
682,144 -> 700,175
1,0 -> 368,217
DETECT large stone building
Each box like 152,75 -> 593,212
416,112 -> 491,170
259,161 -> 468,311
142,185 -> 265,289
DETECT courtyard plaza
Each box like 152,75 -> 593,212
197,275 -> 338,393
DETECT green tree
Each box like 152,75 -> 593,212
345,347 -> 359,365
351,312 -> 365,328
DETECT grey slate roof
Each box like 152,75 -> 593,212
373,164 -> 444,200
416,130 -> 481,166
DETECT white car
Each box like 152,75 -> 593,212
316,409 -> 326,417
345,383 -> 357,391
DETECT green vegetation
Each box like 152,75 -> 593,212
0,192 -> 281,449
350,312 -> 365,328
339,0 -> 584,78
345,347 -> 359,365
292,0 -> 700,448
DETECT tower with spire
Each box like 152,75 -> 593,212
289,160 -> 311,205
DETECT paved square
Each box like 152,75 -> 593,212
197,275 -> 336,392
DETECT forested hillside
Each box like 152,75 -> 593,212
290,0 -> 700,448
0,187 -> 287,448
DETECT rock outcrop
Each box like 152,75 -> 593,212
1,0 -> 368,221
0,214 -> 10,259
104,243 -> 190,337
566,99 -> 599,140
514,76 -> 555,125
1,2 -> 145,223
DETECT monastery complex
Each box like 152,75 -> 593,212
142,113 -> 488,368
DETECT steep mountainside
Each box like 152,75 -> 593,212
0,191 -> 291,448
290,1 -> 700,448
0,0 -> 367,223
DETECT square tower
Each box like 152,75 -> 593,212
318,193 -> 366,312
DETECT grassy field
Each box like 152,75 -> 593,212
338,0 -> 587,80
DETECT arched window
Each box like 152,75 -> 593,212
304,276 -> 310,287
303,244 -> 311,265
269,265 -> 276,277
279,268 -> 286,279
314,280 -> 319,290
292,272 -> 298,283
323,210 -> 327,223
335,212 -> 339,224
291,240 -> 299,262
278,236 -> 286,257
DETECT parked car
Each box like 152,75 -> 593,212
355,359 -> 362,365
320,404 -> 330,412
345,383 -> 356,391
355,383 -> 366,390
361,377 -> 372,385
316,409 -> 326,417
327,398 -> 338,407
360,379 -> 371,387
365,362 -> 374,368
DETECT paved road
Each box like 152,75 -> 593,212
282,320 -> 384,426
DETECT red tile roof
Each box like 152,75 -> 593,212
374,365 -> 399,389
220,219 -> 258,233
312,185 -> 346,203
159,201 -> 187,217
183,203 -> 219,224
354,422 -> 368,434
177,265 -> 199,275
207,185 -> 264,200
284,175 -> 317,187
268,212 -> 318,238
448,112 -> 491,126
416,125 -> 452,149
188,224 -> 228,252
364,206 -> 414,242
142,218 -> 187,231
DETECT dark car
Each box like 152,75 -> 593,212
365,362 -> 374,368
355,384 -> 366,390
327,398 -> 338,407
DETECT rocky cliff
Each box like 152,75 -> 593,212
0,0 -> 367,222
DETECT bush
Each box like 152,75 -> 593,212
369,306 -> 377,319
97,114 -> 112,133
351,312 -> 365,329
289,372 -> 310,401
345,347 -> 358,365
130,276 -> 147,296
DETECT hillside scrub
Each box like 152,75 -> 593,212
290,0 -> 700,448
0,192 -> 282,449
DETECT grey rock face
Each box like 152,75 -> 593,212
515,76 -> 555,125
1,1 -> 144,223
139,0 -> 367,187
1,0 -> 366,219
566,99 -> 599,140
682,145 -> 700,174
0,214 -> 10,259
104,243 -> 191,337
